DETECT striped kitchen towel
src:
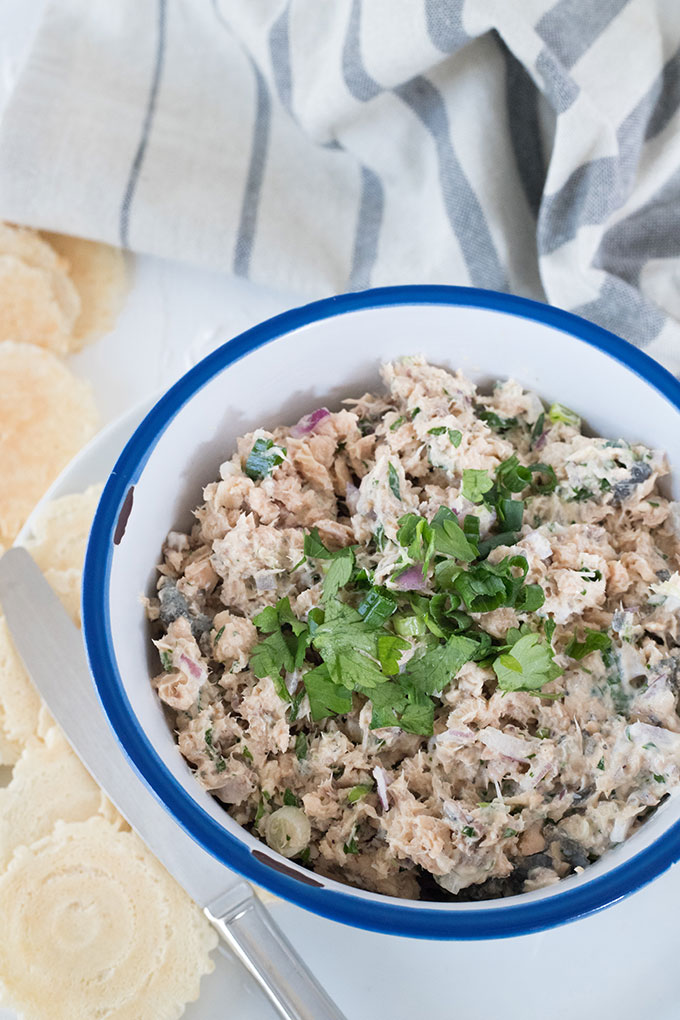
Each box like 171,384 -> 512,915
0,0 -> 678,372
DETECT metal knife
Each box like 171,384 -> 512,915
0,547 -> 347,1020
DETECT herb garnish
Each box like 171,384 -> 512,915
245,437 -> 287,480
565,629 -> 611,660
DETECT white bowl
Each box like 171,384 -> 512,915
83,285 -> 680,938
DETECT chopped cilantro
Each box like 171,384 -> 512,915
343,835 -> 359,855
215,758 -> 227,772
245,437 -> 286,480
347,784 -> 373,803
493,633 -> 563,693
401,635 -> 478,697
653,774 -> 666,783
388,462 -> 401,499
503,828 -> 518,838
597,757 -> 605,770
303,528 -> 356,601
242,745 -> 253,762
250,597 -> 309,684
462,826 -> 478,838
462,469 -> 493,504
569,487 -> 593,502
477,409 -> 518,433
430,507 -> 478,562
295,733 -> 308,760
303,664 -> 353,720
565,629 -> 611,660
159,649 -> 173,672
376,633 -> 410,674
544,618 -> 556,645
374,524 -> 386,551
283,788 -> 301,807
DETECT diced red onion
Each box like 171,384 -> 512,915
479,726 -> 532,762
534,431 -> 547,451
441,726 -> 475,744
522,760 -> 553,790
180,653 -> 205,681
372,766 -> 390,811
290,407 -> 330,438
393,565 -> 428,591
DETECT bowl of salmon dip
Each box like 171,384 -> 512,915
83,286 -> 680,938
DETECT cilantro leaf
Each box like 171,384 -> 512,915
401,634 -> 478,696
430,507 -> 478,562
565,629 -> 612,660
323,548 -> 354,601
311,599 -> 385,689
462,469 -> 493,503
245,437 -> 286,480
251,598 -> 309,681
477,409 -> 518,433
493,633 -> 563,693
303,527 -> 334,559
303,664 -> 353,719
399,692 -> 435,736
377,633 -> 410,675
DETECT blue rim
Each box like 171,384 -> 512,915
83,285 -> 680,939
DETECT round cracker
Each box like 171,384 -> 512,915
0,817 -> 217,1020
0,615 -> 42,749
23,484 -> 103,574
41,232 -> 128,351
0,223 -> 82,340
0,727 -> 103,869
42,566 -> 82,626
0,222 -> 65,272
0,341 -> 98,547
0,255 -> 78,355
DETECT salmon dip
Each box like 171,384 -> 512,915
146,357 -> 680,901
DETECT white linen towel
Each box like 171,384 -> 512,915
0,0 -> 679,372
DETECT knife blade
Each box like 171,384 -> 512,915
0,547 -> 346,1020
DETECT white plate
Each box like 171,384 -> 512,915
3,394 -> 679,1020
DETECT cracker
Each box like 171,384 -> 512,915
0,224 -> 81,332
0,817 -> 217,1020
0,254 -> 79,355
41,232 -> 128,351
0,727 -> 103,869
0,341 -> 98,547
42,566 -> 82,626
23,484 -> 102,574
0,615 -> 42,750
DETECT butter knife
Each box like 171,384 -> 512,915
0,547 -> 346,1020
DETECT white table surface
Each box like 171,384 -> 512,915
2,5 -> 680,1019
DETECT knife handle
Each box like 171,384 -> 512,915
205,882 -> 347,1020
